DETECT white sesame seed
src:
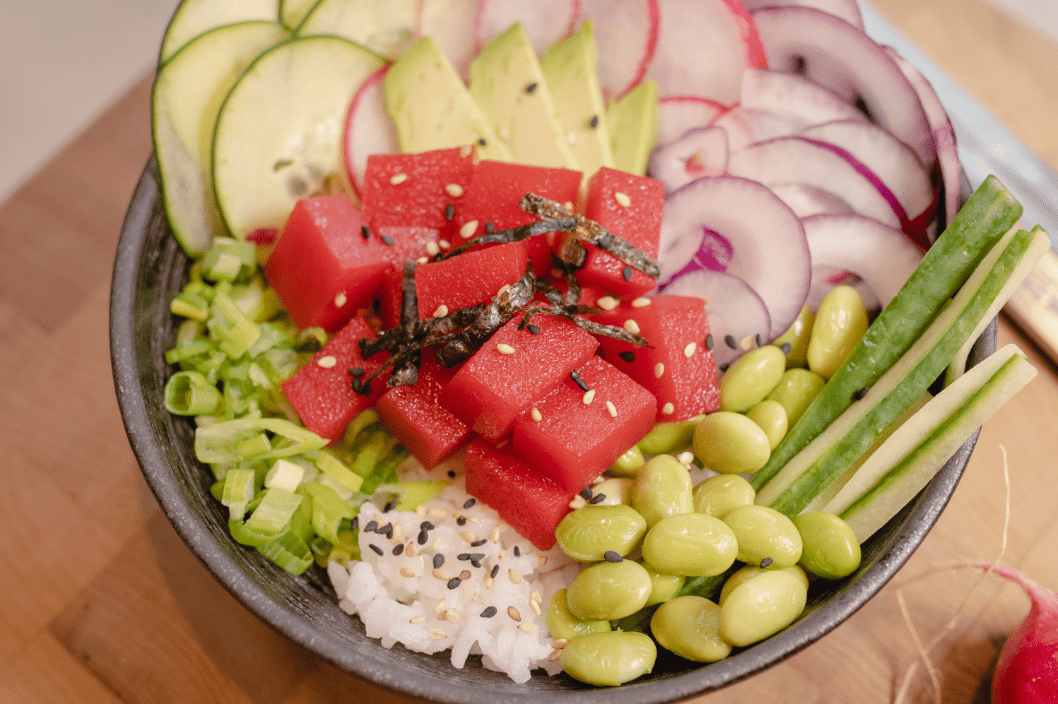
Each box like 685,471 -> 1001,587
684,342 -> 697,358
549,650 -> 561,662
416,256 -> 429,265
433,304 -> 449,318
509,569 -> 522,584
433,599 -> 447,613
531,407 -> 542,422
597,296 -> 619,311
429,629 -> 447,640
429,508 -> 447,519
552,638 -> 568,649
432,536 -> 442,550
415,505 -> 427,517
438,239 -> 451,249
508,606 -> 521,622
498,549 -> 505,560
484,574 -> 494,589
591,475 -> 606,485
410,615 -> 427,624
740,335 -> 756,351
530,591 -> 543,603
564,201 -> 575,212
460,220 -> 479,238
614,191 -> 632,207
631,297 -> 651,308
400,567 -> 416,578
529,600 -> 542,616
445,183 -> 464,197
459,145 -> 472,158
606,400 -> 617,418
496,343 -> 516,355
460,531 -> 477,543
392,523 -> 403,540
426,241 -> 440,256
490,526 -> 501,543
433,569 -> 450,581
445,609 -> 460,623
569,495 -> 587,510
519,623 -> 538,635
538,555 -> 549,566
624,319 -> 641,334
406,543 -> 418,557
390,173 -> 408,185
334,292 -> 348,307
582,389 -> 596,405
654,363 -> 665,378
662,402 -> 675,415
316,355 -> 337,368
497,284 -> 510,296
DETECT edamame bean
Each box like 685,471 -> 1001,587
555,505 -> 647,562
559,631 -> 657,687
772,304 -> 814,369
793,511 -> 862,580
650,596 -> 732,662
642,560 -> 686,606
723,505 -> 803,568
765,368 -> 825,425
692,412 -> 771,475
720,345 -> 787,413
718,564 -> 809,606
546,589 -> 612,641
609,445 -> 646,477
641,513 -> 738,577
692,474 -> 756,519
719,569 -> 808,647
591,477 -> 634,506
745,400 -> 788,450
637,416 -> 703,455
566,559 -> 653,621
807,285 -> 869,379
632,455 -> 693,527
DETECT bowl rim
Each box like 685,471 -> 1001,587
110,156 -> 991,703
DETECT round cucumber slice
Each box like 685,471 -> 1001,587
160,0 -> 279,64
212,35 -> 385,240
297,0 -> 420,59
153,21 -> 290,256
279,0 -> 320,31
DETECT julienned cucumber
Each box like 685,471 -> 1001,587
757,225 -> 1049,516
750,176 -> 1023,493
831,345 -> 1036,542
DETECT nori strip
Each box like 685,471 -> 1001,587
387,260 -> 422,387
435,217 -> 576,261
520,193 -> 661,278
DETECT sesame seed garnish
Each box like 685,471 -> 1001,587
460,220 -> 479,238
507,606 -> 521,622
618,351 -> 636,363
654,363 -> 665,378
350,367 -> 365,378
446,577 -> 462,589
592,475 -> 606,485
497,549 -> 505,560
597,296 -> 619,311
415,505 -> 427,517
496,343 -> 516,355
589,114 -> 599,129
756,333 -> 765,347
369,544 -> 384,556
529,599 -> 542,616
518,623 -> 537,635
410,615 -> 427,624
569,495 -> 587,510
622,266 -> 633,281
390,173 -> 408,185
582,389 -> 596,405
417,529 -> 429,545
632,297 -> 652,308
531,591 -> 543,603
760,557 -> 774,568
456,515 -> 466,526
661,403 -> 675,415
361,225 -> 371,240
614,192 -> 632,207
445,183 -> 464,197
392,523 -> 403,540
740,335 -> 756,351
852,386 -> 870,401
433,304 -> 449,318
429,629 -> 447,640
439,238 -> 450,249
678,451 -> 694,465
508,569 -> 522,584
392,543 -> 405,556
527,323 -> 541,335
530,407 -> 542,422
433,599 -> 447,614
334,292 -> 347,307
589,492 -> 607,504
538,555 -> 549,566
406,543 -> 418,557
381,234 -> 396,246
317,355 -> 337,368
526,82 -> 538,93
429,508 -> 447,519
444,204 -> 455,222
781,342 -> 792,355
604,551 -> 623,563
497,284 -> 511,296
623,319 -> 641,334
433,554 -> 445,569
564,201 -> 575,211
433,568 -> 450,581
725,334 -> 738,349
426,241 -> 440,256
470,538 -> 487,547
720,363 -> 730,372
706,333 -> 714,350
460,531 -> 477,543
490,526 -> 500,543
400,567 -> 415,578
570,369 -> 590,392
432,536 -> 442,550
579,487 -> 593,500
548,651 -> 561,662
458,570 -> 471,580
684,342 -> 697,358
365,520 -> 379,533
481,606 -> 498,618
606,401 -> 617,418
460,145 -> 472,158
445,609 -> 460,623
489,564 -> 499,579
478,138 -> 487,146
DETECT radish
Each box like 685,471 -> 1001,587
657,96 -> 727,145
739,0 -> 863,30
342,66 -> 399,200
740,68 -> 868,127
769,183 -> 855,218
474,0 -> 577,56
709,104 -> 804,152
577,0 -> 660,100
418,0 -> 480,78
647,126 -> 728,194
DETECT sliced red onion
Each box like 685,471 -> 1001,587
802,213 -> 923,310
474,0 -> 576,55
740,68 -> 867,127
578,0 -> 660,100
709,105 -> 804,152
343,66 -> 399,199
419,0 -> 480,78
657,96 -> 728,145
728,135 -> 901,228
751,6 -> 936,168
661,269 -> 772,367
645,0 -> 768,104
647,126 -> 729,193
740,0 -> 863,30
658,175 -> 809,340
770,183 -> 855,217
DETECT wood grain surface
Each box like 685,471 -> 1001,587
1,2 -> 1056,702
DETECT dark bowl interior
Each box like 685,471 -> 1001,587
110,156 -> 994,704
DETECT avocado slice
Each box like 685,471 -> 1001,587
540,22 -> 614,180
607,80 -> 659,176
469,23 -> 578,169
384,36 -> 511,162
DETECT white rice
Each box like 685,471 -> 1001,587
328,479 -> 579,683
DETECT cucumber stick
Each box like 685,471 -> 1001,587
757,225 -> 1049,515
832,345 -> 1037,542
750,176 -> 1023,493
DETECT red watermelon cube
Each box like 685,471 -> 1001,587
593,294 -> 721,421
281,316 -> 388,443
464,437 -> 575,551
361,146 -> 475,234
264,195 -> 390,331
376,265 -> 406,330
414,240 -> 530,320
512,356 -> 656,491
440,313 -> 598,443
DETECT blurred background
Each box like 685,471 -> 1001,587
0,0 -> 1056,202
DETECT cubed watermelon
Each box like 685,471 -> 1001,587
415,241 -> 530,320
375,356 -> 472,469
575,167 -> 664,297
464,437 -> 575,551
454,160 -> 581,275
281,316 -> 388,443
440,313 -> 598,442
376,265 -> 406,330
361,146 -> 475,234
264,195 -> 390,331
593,294 -> 721,421
512,356 -> 656,491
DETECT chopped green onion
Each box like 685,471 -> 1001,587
244,487 -> 304,536
195,418 -> 327,464
221,467 -> 257,520
299,482 -> 354,544
315,451 -> 364,493
376,481 -> 448,511
202,237 -> 256,283
257,531 -> 313,574
236,432 -> 272,459
164,370 -> 222,416
265,458 -> 305,492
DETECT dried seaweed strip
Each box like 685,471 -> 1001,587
525,299 -> 651,348
520,193 -> 661,278
436,217 -> 576,261
388,260 -> 422,387
360,304 -> 483,359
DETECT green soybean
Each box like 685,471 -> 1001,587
720,345 -> 787,412
692,411 -> 771,475
807,285 -> 869,380
765,368 -> 826,425
723,505 -> 803,568
592,477 -> 634,506
719,570 -> 808,647
560,631 -> 657,687
745,399 -> 788,450
772,304 -> 814,369
793,511 -> 862,580
641,513 -> 738,577
609,445 -> 646,477
692,474 -> 756,519
642,560 -> 686,606
555,504 -> 647,562
650,596 -> 732,663
637,416 -> 703,455
632,455 -> 693,527
546,589 -> 612,641
566,559 -> 653,621
718,564 -> 809,606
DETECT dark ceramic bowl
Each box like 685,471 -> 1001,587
110,156 -> 993,703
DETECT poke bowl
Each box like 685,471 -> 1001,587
110,0 -> 1019,701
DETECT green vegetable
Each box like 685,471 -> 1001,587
793,512 -> 861,579
650,596 -> 731,663
608,445 -> 646,477
555,505 -> 647,562
636,416 -> 702,455
592,477 -> 634,506
692,474 -> 756,519
806,285 -> 869,379
642,560 -> 686,606
719,569 -> 807,647
566,559 -> 653,621
164,370 -> 222,415
719,564 -> 808,606
765,368 -> 825,426
640,513 -> 738,577
546,589 -> 612,641
719,344 -> 786,412
630,455 -> 693,527
693,411 -> 771,475
559,631 -> 657,687
722,505 -> 802,569
772,304 -> 814,368
746,399 -> 788,450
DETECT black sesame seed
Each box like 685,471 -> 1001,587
579,487 -> 593,500
457,553 -> 471,561
369,544 -> 384,556
481,606 -> 498,618
724,334 -> 738,349
456,516 -> 467,526
589,114 -> 599,129
570,370 -> 590,392
350,515 -> 359,531
589,493 -> 606,505
471,538 -> 487,547
781,342 -> 792,355
417,530 -> 429,545
622,266 -> 633,281
381,234 -> 396,246
490,564 -> 500,579
447,577 -> 462,589
445,204 -> 455,221
448,470 -> 457,478
527,323 -> 541,335
755,332 -> 764,347
383,496 -> 398,512
392,544 -> 405,556
618,350 -> 636,363
478,138 -> 487,146
471,561 -> 481,569
603,551 -> 623,563
361,224 -> 371,240
852,386 -> 870,401
760,557 -> 774,568
719,363 -> 730,372
526,82 -> 538,93
351,378 -> 363,392
421,521 -> 435,531
469,553 -> 485,561
433,554 -> 445,569
349,367 -> 365,378
364,520 -> 379,533
463,498 -> 477,509
705,334 -> 714,351
485,221 -> 495,234
514,545 -> 522,557
379,523 -> 394,538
